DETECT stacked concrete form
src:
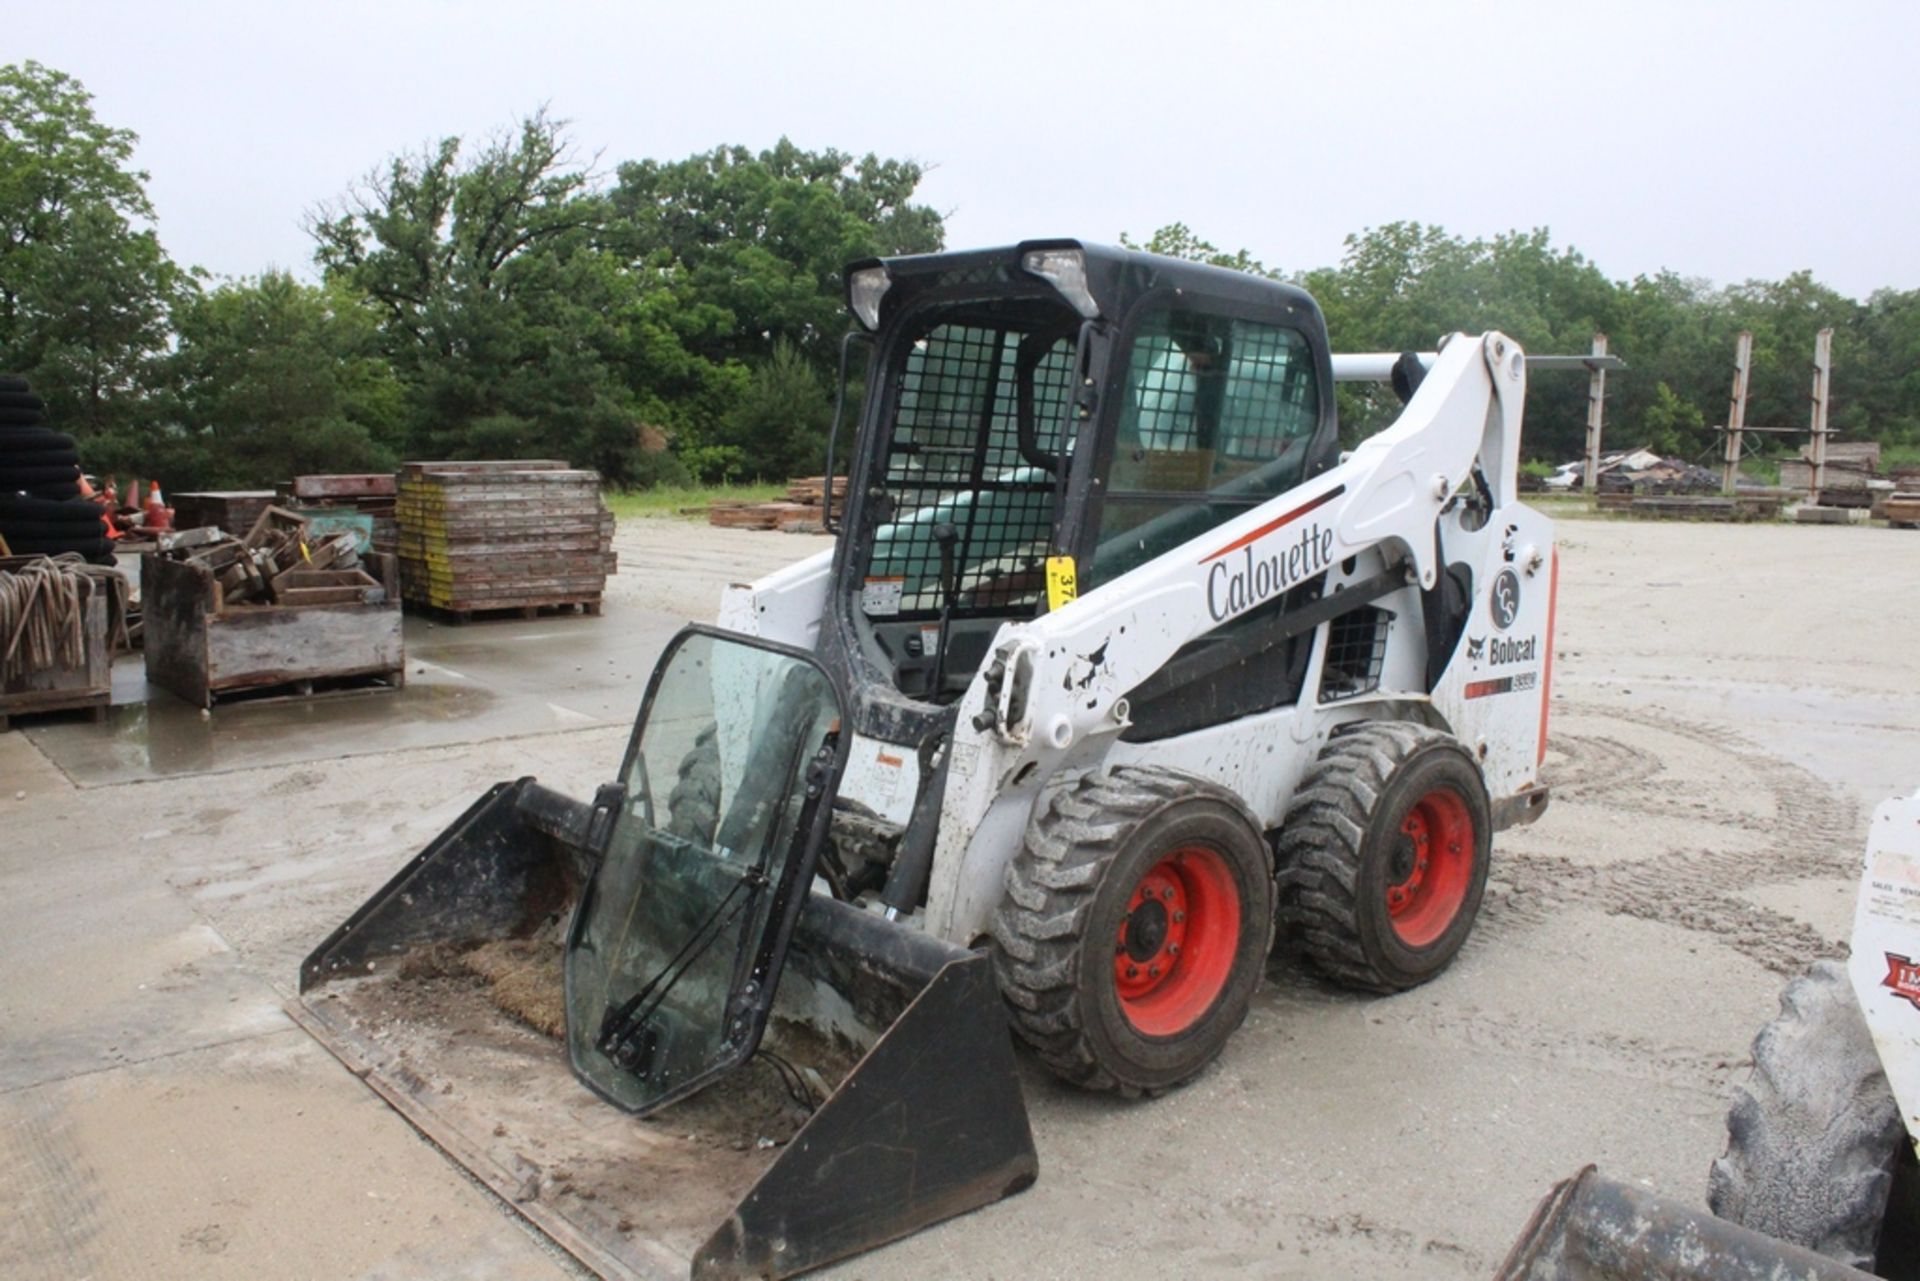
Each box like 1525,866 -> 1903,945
285,474 -> 399,555
395,461 -> 616,618
706,475 -> 847,532
171,491 -> 277,538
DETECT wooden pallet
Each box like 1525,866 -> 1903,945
408,598 -> 603,624
0,689 -> 110,733
1,588 -> 111,732
205,669 -> 403,707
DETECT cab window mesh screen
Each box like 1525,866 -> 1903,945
868,323 -> 1075,617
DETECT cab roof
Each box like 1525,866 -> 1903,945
845,238 -> 1321,330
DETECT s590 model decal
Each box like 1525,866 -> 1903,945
1465,671 -> 1538,700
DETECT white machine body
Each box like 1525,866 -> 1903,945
720,331 -> 1556,945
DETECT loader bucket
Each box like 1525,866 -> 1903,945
1496,1166 -> 1874,1281
291,628 -> 1037,1280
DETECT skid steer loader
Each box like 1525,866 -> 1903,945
294,240 -> 1559,1279
1499,789 -> 1920,1281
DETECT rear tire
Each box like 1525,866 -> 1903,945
666,724 -> 722,845
1275,721 -> 1491,992
1709,960 -> 1907,1272
990,766 -> 1274,1096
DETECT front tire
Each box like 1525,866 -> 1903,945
1275,721 -> 1492,992
990,766 -> 1275,1096
1709,960 -> 1907,1272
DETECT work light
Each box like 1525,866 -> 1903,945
848,267 -> 891,330
1021,248 -> 1099,319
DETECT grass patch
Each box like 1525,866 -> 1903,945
1526,493 -> 1614,520
604,481 -> 787,520
1882,442 -> 1920,471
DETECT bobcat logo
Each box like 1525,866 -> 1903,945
1466,635 -> 1486,661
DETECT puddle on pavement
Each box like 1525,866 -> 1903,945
17,607 -> 674,786
26,682 -> 501,785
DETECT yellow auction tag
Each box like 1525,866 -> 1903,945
1045,556 -> 1078,611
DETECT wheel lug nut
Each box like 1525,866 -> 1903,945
1173,912 -> 1185,923
1162,887 -> 1174,900
1126,965 -> 1138,978
1148,965 -> 1161,978
1168,944 -> 1180,955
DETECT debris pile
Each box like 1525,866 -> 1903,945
155,508 -> 386,607
706,476 -> 847,532
1593,452 -> 1720,496
395,461 -> 616,617
284,474 -> 399,556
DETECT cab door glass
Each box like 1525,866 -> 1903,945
1089,309 -> 1318,587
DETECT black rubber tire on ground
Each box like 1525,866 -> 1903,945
1275,721 -> 1492,993
666,723 -> 723,845
2,534 -> 111,557
990,766 -> 1275,1096
1708,960 -> 1909,1272
15,482 -> 83,502
0,507 -> 108,537
0,375 -> 30,394
0,448 -> 82,469
0,427 -> 71,450
0,495 -> 107,524
0,512 -> 109,540
0,464 -> 82,487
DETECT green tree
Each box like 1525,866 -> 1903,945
0,60 -> 184,435
1641,381 -> 1708,456
715,338 -> 833,481
607,139 -> 944,370
1120,222 -> 1281,278
104,272 -> 405,489
309,111 -> 723,482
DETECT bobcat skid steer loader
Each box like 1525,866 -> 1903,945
1500,790 -> 1920,1281
294,241 -> 1558,1280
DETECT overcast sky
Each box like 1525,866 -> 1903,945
15,0 -> 1920,299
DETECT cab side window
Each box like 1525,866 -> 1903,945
1088,308 -> 1319,587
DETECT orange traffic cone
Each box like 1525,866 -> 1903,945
144,480 -> 173,533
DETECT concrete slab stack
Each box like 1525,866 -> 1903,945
394,461 -> 616,618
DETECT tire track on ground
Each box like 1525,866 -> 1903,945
1485,702 -> 1859,975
